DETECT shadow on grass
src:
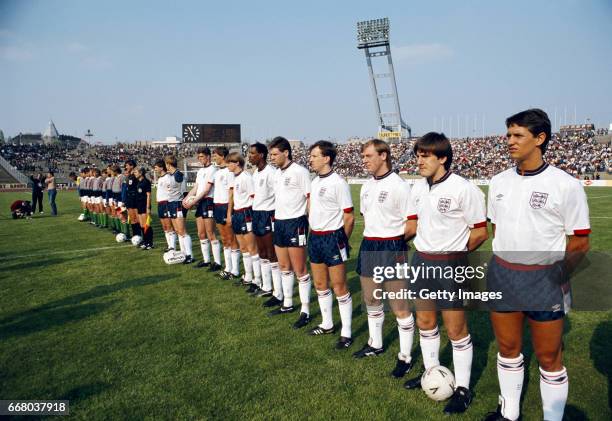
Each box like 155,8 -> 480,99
0,257 -> 72,273
591,320 -> 612,412
0,274 -> 177,336
60,382 -> 111,405
0,301 -> 118,340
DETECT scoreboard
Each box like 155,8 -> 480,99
182,124 -> 241,144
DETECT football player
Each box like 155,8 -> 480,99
483,109 -> 590,421
154,159 -> 177,252
165,155 -> 194,263
125,160 -> 142,240
307,140 -> 355,349
134,167 -> 153,249
403,132 -> 488,415
249,142 -> 282,302
266,136 -> 312,329
352,139 -> 418,369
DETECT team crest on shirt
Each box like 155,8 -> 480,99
437,197 -> 452,213
377,191 -> 389,203
319,187 -> 327,197
284,177 -> 291,186
529,191 -> 548,209
259,179 -> 264,187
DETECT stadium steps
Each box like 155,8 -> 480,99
0,165 -> 24,184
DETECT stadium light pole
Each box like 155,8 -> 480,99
356,18 -> 412,140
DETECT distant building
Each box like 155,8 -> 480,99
288,139 -> 304,149
0,129 -> 4,143
42,120 -> 60,144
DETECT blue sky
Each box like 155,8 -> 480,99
1,0 -> 611,143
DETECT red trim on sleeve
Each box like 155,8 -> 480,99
249,194 -> 255,198
208,182 -> 214,185
573,229 -> 591,236
229,187 -> 234,190
306,193 -> 310,198
343,207 -> 354,213
407,214 -> 418,220
473,221 -> 488,228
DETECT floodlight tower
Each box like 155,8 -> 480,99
357,18 -> 411,139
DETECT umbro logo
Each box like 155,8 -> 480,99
496,193 -> 504,201
332,255 -> 340,260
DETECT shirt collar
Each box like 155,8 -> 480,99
516,162 -> 549,176
318,170 -> 334,178
427,170 -> 452,187
374,170 -> 393,180
281,161 -> 293,171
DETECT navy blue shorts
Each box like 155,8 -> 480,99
113,192 -> 122,202
252,210 -> 274,237
356,236 -> 408,277
487,255 -> 568,320
232,208 -> 254,234
195,197 -> 214,219
105,190 -> 112,201
157,202 -> 168,219
410,251 -> 469,310
213,203 -> 229,225
126,195 -> 138,209
308,228 -> 349,267
166,201 -> 186,219
273,215 -> 309,247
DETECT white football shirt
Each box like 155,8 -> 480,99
412,172 -> 487,252
196,165 -> 217,198
273,162 -> 311,220
252,164 -> 276,211
231,171 -> 255,210
156,173 -> 170,202
309,171 -> 353,231
360,171 -> 417,238
165,170 -> 184,202
488,163 -> 591,264
213,167 -> 234,204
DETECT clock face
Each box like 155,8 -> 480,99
182,124 -> 201,143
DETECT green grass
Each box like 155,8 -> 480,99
0,187 -> 610,420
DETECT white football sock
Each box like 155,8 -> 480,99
211,240 -> 221,265
539,366 -> 568,421
242,252 -> 253,283
178,234 -> 185,253
366,304 -> 384,349
451,334 -> 473,389
397,314 -> 415,363
169,231 -> 177,249
281,271 -> 294,308
297,274 -> 311,315
251,254 -> 261,287
271,262 -> 283,300
260,259 -> 272,292
497,353 -> 524,421
336,292 -> 352,338
419,326 -> 441,370
231,249 -> 240,276
182,234 -> 192,257
316,289 -> 333,329
200,239 -> 210,263
223,247 -> 232,272
164,231 -> 172,248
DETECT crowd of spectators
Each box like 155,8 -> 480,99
1,130 -> 610,181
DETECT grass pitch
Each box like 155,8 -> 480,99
0,187 -> 611,420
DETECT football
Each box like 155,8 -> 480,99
421,365 -> 455,401
78,214 -> 85,221
163,250 -> 186,265
131,235 -> 142,246
115,233 -> 127,243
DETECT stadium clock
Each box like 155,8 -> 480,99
182,124 -> 201,143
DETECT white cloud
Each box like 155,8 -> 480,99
0,45 -> 33,61
66,42 -> 89,54
391,43 -> 454,64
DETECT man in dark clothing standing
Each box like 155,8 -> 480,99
30,173 -> 44,214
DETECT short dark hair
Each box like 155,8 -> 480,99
505,108 -> 551,153
48,170 -> 54,176
153,159 -> 166,171
125,159 -> 136,168
213,146 -> 229,158
250,142 -> 268,160
309,140 -> 337,166
269,136 -> 292,160
197,146 -> 211,156
164,155 -> 177,167
413,132 -> 453,171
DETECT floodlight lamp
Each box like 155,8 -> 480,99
356,18 -> 390,48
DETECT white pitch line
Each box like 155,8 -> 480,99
589,196 -> 612,199
591,216 -> 612,219
0,245 -> 132,261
